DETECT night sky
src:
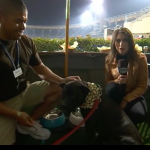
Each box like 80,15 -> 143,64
23,0 -> 150,26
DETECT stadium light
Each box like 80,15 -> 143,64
90,0 -> 103,14
81,11 -> 93,25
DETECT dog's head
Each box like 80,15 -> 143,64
59,80 -> 90,113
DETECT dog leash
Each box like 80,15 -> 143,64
51,99 -> 100,145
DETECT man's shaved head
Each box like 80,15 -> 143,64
0,0 -> 27,14
0,0 -> 28,40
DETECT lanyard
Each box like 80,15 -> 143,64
0,40 -> 20,70
0,40 -> 21,89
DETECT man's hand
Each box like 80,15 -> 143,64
118,75 -> 127,84
120,100 -> 128,109
16,112 -> 34,127
62,76 -> 81,83
32,64 -> 82,84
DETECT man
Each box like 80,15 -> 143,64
0,0 -> 80,145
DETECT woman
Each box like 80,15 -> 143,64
105,27 -> 148,125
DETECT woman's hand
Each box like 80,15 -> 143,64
118,75 -> 127,84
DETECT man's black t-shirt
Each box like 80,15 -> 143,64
0,35 -> 42,102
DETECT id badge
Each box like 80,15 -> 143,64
13,68 -> 23,78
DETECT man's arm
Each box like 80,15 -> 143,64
31,63 -> 63,84
0,103 -> 18,119
29,38 -> 80,84
0,103 -> 34,126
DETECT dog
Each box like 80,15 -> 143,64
59,80 -> 143,145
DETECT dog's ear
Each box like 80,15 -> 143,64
59,82 -> 66,89
79,86 -> 90,95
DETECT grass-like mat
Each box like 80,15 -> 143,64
137,122 -> 150,145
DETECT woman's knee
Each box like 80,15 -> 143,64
105,82 -> 119,96
126,111 -> 147,125
125,97 -> 148,124
126,97 -> 148,114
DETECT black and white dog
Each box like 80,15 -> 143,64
59,80 -> 143,145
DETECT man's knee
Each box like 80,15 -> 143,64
44,83 -> 62,99
44,90 -> 62,106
